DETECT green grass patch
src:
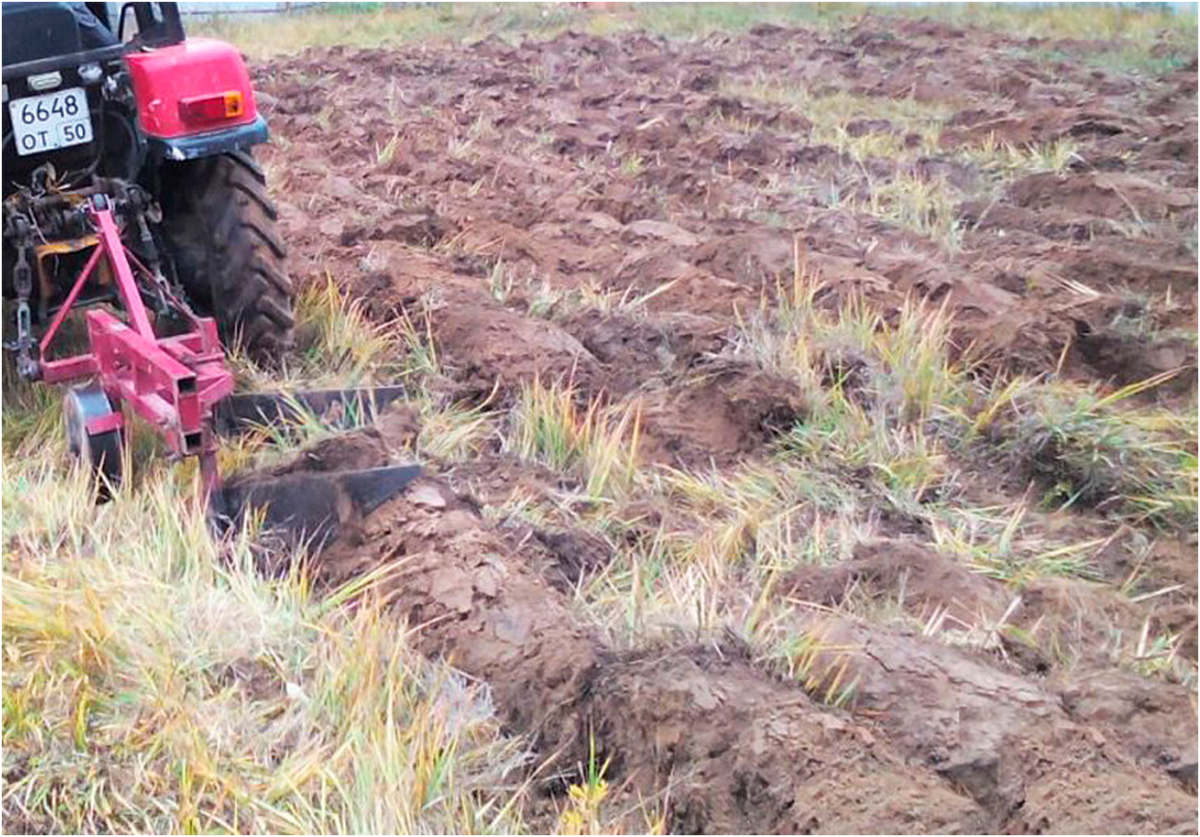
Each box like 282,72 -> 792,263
195,1 -> 1196,79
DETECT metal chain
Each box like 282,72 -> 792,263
8,225 -> 40,380
132,212 -> 174,317
4,186 -> 186,379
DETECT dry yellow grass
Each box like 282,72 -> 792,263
1,432 -> 529,833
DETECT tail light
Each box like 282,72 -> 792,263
178,91 -> 244,124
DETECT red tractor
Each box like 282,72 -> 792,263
3,2 -> 416,545
4,2 -> 294,365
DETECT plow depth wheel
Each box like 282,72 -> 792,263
63,386 -> 123,493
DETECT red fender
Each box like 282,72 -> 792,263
123,38 -> 258,139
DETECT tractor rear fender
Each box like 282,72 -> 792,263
124,37 -> 267,161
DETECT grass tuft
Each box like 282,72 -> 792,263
1,358 -> 63,456
769,625 -> 861,708
960,136 -> 1081,177
992,374 -> 1197,526
505,378 -> 641,501
418,398 -> 499,462
293,273 -> 402,383
230,273 -> 403,391
862,172 -> 963,251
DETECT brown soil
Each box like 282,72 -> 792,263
779,540 -> 1009,625
636,360 -> 809,466
804,616 -> 1197,831
259,20 -> 1197,407
252,419 -> 1194,833
316,468 -> 988,834
244,14 -> 1198,834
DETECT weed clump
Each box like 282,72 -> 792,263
506,378 -> 642,501
984,374 -> 1197,527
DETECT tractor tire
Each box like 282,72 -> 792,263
159,151 -> 295,364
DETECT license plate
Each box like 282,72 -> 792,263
9,88 -> 92,156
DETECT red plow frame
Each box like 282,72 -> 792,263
23,193 -> 419,548
38,198 -> 233,495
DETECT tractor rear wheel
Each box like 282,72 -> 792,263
159,151 -> 295,364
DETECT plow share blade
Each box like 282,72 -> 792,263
212,385 -> 420,551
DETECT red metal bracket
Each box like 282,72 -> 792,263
38,201 -> 234,496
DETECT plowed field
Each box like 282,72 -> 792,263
239,13 -> 1199,835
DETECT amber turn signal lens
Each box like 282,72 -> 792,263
179,91 -> 244,123
222,91 -> 244,117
